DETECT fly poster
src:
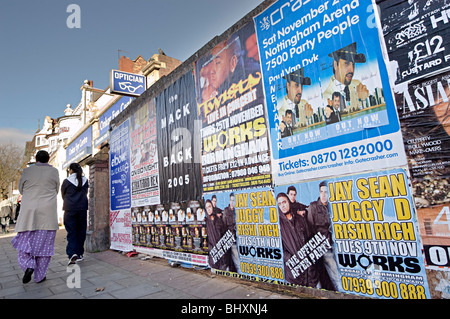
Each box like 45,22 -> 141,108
130,200 -> 209,267
417,204 -> 450,270
109,118 -> 133,251
394,69 -> 450,187
194,21 -> 272,193
110,118 -> 131,210
253,0 -> 406,184
204,188 -> 285,283
110,208 -> 132,252
130,98 -> 160,207
156,72 -> 202,203
274,168 -> 431,298
377,0 -> 450,85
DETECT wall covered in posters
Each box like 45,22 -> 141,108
106,0 -> 450,298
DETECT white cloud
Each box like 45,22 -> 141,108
0,128 -> 33,147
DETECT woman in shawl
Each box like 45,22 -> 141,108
0,194 -> 13,233
12,150 -> 60,284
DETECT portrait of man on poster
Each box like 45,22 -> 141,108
306,181 -> 341,291
286,185 -> 308,217
205,199 -> 227,270
323,42 -> 369,114
325,92 -> 344,125
223,193 -> 239,272
276,192 -> 319,288
278,68 -> 313,129
197,35 -> 244,103
280,109 -> 294,138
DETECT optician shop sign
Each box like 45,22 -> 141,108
64,126 -> 92,169
110,70 -> 146,97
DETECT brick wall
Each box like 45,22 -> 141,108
119,55 -> 148,73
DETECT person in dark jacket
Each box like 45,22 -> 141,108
277,192 -> 319,288
307,181 -> 341,291
205,199 -> 228,270
61,163 -> 89,265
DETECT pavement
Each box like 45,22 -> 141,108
0,226 -> 324,301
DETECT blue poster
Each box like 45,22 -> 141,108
254,0 -> 407,184
110,119 -> 131,210
274,168 -> 430,298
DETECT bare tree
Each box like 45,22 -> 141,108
0,143 -> 28,197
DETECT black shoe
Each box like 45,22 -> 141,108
37,277 -> 46,283
23,268 -> 34,284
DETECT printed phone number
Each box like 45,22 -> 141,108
240,262 -> 284,280
278,139 -> 398,172
341,276 -> 427,299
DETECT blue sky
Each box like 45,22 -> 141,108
0,0 -> 262,145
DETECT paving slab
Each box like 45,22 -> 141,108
0,227 -> 319,301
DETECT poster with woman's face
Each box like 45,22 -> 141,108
394,69 -> 450,207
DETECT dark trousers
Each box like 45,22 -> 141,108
64,210 -> 87,257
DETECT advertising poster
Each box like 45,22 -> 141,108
131,201 -> 208,255
110,119 -> 131,210
110,208 -> 132,252
416,204 -> 450,299
394,69 -> 450,198
156,72 -> 203,203
377,0 -> 450,85
275,168 -> 431,298
417,204 -> 450,270
254,0 -> 407,184
204,188 -> 285,283
130,98 -> 160,207
194,22 -> 272,193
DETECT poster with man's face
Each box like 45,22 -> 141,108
194,21 -> 272,194
254,0 -> 407,184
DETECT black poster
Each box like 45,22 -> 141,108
156,72 -> 202,203
377,0 -> 450,84
394,69 -> 450,204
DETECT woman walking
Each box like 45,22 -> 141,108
61,163 -> 89,265
12,150 -> 60,284
0,195 -> 13,233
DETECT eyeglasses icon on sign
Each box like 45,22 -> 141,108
118,81 -> 143,93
